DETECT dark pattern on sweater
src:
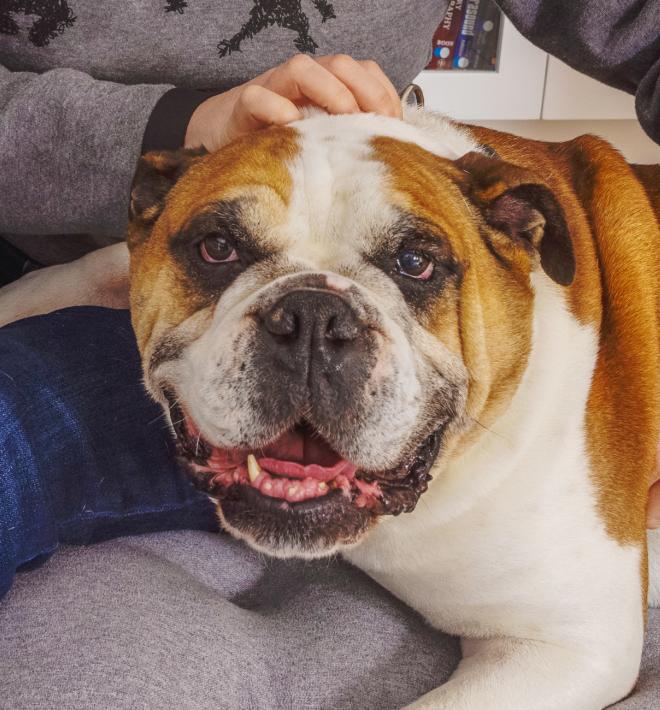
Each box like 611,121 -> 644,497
0,0 -> 76,46
164,0 -> 335,57
218,0 -> 335,57
164,0 -> 187,13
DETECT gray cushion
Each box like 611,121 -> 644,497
0,531 -> 657,709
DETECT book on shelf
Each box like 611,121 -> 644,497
426,0 -> 502,72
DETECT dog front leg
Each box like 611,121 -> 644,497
405,635 -> 638,710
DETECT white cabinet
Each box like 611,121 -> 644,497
542,56 -> 636,120
414,20 -> 637,123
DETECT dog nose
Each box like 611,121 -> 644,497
263,289 -> 360,343
262,289 -> 361,368
257,287 -> 374,419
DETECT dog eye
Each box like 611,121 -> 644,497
396,250 -> 434,280
199,233 -> 239,264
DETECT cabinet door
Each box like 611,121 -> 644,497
542,57 -> 636,120
414,17 -> 547,121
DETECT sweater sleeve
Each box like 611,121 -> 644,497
0,65 -> 177,237
497,0 -> 660,145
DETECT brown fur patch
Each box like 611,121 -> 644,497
633,164 -> 660,220
470,125 -> 660,561
370,136 -> 534,441
128,127 -> 300,358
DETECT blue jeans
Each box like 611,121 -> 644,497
0,307 -> 218,599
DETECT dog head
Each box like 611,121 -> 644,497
127,112 -> 574,558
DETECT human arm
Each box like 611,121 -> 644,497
0,65 -> 174,237
497,0 -> 660,144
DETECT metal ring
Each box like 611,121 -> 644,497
399,83 -> 425,109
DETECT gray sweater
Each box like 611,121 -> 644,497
0,1 -> 658,264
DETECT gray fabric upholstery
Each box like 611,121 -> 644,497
0,531 -> 657,709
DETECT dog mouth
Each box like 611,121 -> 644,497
167,396 -> 443,519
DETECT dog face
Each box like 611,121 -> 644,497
127,113 -> 574,558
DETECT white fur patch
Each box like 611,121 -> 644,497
278,108 -> 480,272
649,528 -> 660,607
347,273 -> 645,709
293,106 -> 480,162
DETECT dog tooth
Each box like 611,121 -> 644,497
247,454 -> 261,484
287,484 -> 300,497
318,482 -> 328,493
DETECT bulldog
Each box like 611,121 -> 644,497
120,109 -> 660,709
4,108 -> 660,708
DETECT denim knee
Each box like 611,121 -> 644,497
0,308 -> 217,599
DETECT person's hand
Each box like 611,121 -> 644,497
184,54 -> 402,153
648,439 -> 660,528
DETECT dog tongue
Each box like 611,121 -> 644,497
259,427 -> 355,481
202,421 -> 356,481
262,428 -> 336,465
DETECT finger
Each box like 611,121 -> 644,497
314,54 -> 400,118
358,59 -> 402,117
647,479 -> 660,529
264,54 -> 360,115
232,84 -> 302,138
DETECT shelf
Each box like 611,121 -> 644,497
414,17 -> 547,121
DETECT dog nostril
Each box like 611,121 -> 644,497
325,314 -> 359,341
265,306 -> 297,337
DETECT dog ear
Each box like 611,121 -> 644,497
128,148 -> 206,241
456,151 -> 575,286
